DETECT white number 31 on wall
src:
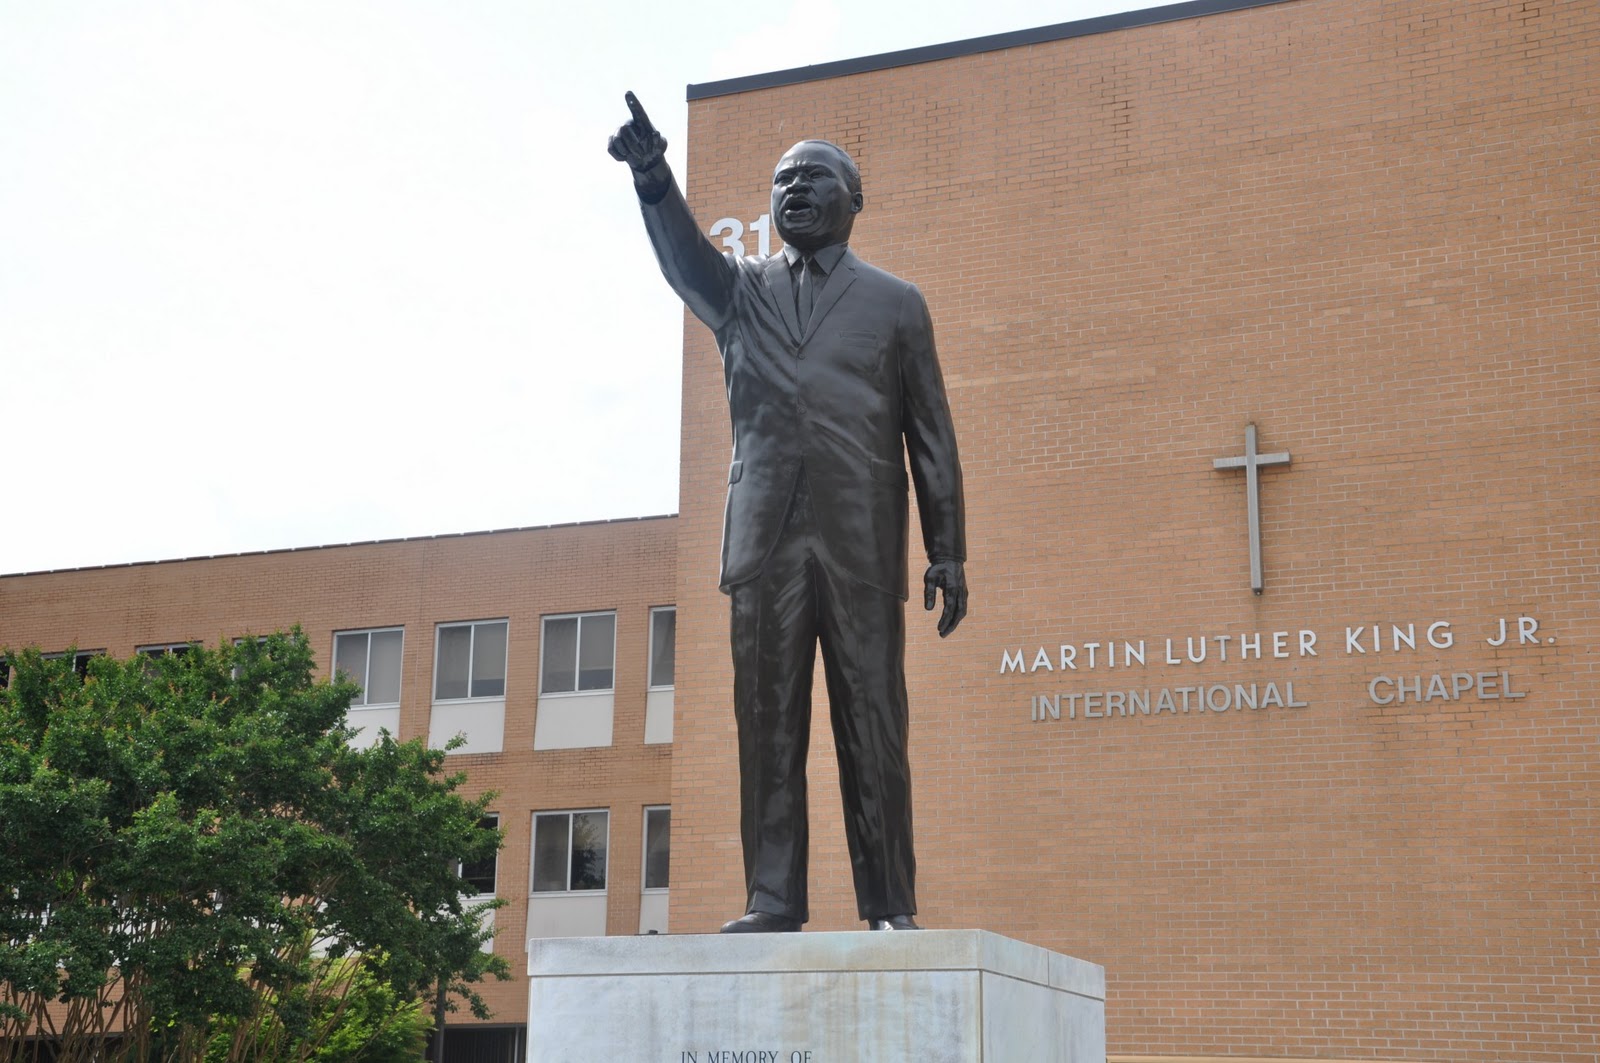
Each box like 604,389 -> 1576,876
708,214 -> 773,258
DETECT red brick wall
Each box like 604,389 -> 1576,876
0,516 -> 678,1027
669,0 -> 1599,1059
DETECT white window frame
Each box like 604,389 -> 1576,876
333,627 -> 405,709
538,611 -> 617,697
530,809 -> 611,895
647,607 -> 676,691
43,650 -> 102,679
641,805 -> 670,893
456,813 -> 500,898
137,642 -> 195,657
432,619 -> 509,703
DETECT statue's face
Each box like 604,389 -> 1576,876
771,142 -> 863,252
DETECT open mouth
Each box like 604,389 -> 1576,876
781,198 -> 815,221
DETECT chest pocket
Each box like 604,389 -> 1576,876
833,329 -> 883,379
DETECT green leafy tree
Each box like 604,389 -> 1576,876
0,632 -> 507,1063
204,950 -> 432,1063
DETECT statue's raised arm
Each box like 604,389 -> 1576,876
608,91 -> 735,331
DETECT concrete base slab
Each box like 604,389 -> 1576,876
526,929 -> 1105,1063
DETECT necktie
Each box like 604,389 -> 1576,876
796,255 -> 815,330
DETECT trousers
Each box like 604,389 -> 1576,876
729,466 -> 916,922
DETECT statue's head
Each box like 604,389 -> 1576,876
771,140 -> 863,252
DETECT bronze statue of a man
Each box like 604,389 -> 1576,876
610,93 -> 967,933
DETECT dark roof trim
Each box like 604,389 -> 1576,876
0,513 -> 679,580
687,0 -> 1300,100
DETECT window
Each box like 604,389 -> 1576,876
334,628 -> 404,707
534,612 -> 617,751
429,621 -> 508,755
138,643 -> 194,675
229,637 -> 270,680
539,613 -> 615,694
457,814 -> 499,896
430,1028 -> 524,1063
643,807 -> 670,891
648,608 -> 676,689
531,810 -> 608,893
434,620 -> 508,701
43,650 -> 101,680
138,642 -> 194,658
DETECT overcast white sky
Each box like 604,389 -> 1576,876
2,0 -> 1146,574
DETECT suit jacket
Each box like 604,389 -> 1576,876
642,182 -> 965,599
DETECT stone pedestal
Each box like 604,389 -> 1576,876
526,929 -> 1104,1062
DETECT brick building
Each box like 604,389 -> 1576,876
664,0 -> 1596,1059
0,517 -> 679,1061
4,0 -> 1597,1060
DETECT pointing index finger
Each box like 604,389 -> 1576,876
625,91 -> 657,135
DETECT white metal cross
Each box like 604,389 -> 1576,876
1212,423 -> 1291,595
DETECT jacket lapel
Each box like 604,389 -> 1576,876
801,252 -> 858,346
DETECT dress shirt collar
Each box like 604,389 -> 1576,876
781,242 -> 848,276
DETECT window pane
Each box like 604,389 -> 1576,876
334,633 -> 370,705
577,614 -> 615,692
470,621 -> 507,699
531,815 -> 570,893
541,618 -> 577,694
43,651 -> 97,682
435,626 -> 472,700
570,811 -> 608,891
644,808 -> 670,890
649,609 -> 676,688
459,814 -> 499,895
366,629 -> 403,705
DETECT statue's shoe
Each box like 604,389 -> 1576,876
867,914 -> 921,931
720,912 -> 803,933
